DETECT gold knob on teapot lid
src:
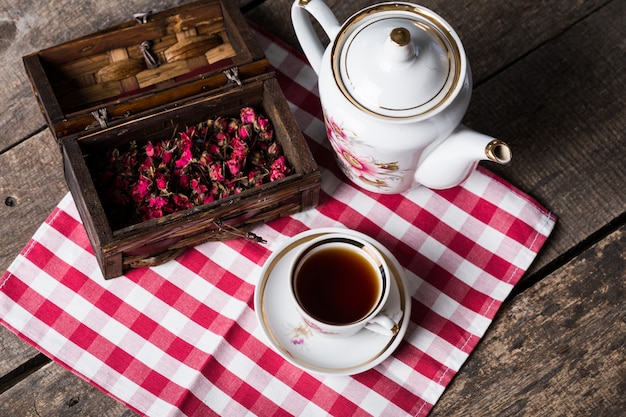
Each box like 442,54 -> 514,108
390,27 -> 411,46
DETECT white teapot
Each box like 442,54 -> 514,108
291,0 -> 512,192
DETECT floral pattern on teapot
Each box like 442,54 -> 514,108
324,113 -> 403,190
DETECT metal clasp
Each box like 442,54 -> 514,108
213,219 -> 266,244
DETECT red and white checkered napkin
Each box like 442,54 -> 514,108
0,30 -> 555,416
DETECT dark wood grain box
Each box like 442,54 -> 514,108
23,0 -> 320,279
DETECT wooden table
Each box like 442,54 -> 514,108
0,0 -> 624,415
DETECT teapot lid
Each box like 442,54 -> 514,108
332,3 -> 465,119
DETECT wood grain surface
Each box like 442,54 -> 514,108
464,0 -> 626,277
1,0 -> 624,415
1,359 -> 137,417
431,224 -> 626,416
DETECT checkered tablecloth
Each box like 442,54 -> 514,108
0,29 -> 556,416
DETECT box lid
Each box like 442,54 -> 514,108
23,0 -> 270,140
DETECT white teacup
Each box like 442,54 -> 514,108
290,233 -> 399,338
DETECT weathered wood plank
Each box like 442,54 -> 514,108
0,129 -> 67,274
0,0 -> 178,151
465,0 -> 626,277
245,0 -> 611,84
0,360 -> 139,417
431,223 -> 626,416
0,328 -> 41,376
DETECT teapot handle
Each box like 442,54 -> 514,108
291,0 -> 341,74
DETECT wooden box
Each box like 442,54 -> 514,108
23,0 -> 321,279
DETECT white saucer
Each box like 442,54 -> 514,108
254,227 -> 411,376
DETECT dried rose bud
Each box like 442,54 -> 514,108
237,124 -> 252,141
248,168 -> 264,186
178,173 -> 191,189
171,193 -> 192,210
155,171 -> 169,191
240,107 -> 256,124
145,141 -> 156,157
266,141 -> 282,156
191,178 -> 208,195
202,193 -> 215,205
230,137 -> 248,160
258,129 -> 274,142
185,126 -> 198,140
139,156 -> 153,172
270,156 -> 290,181
214,116 -> 229,131
142,196 -> 165,220
175,147 -> 193,169
131,175 -> 153,203
215,131 -> 228,147
198,151 -> 210,167
161,148 -> 174,165
209,162 -> 224,182
226,118 -> 239,134
107,148 -> 120,164
149,195 -> 168,209
226,158 -> 242,176
114,175 -> 130,191
254,115 -> 271,132
207,143 -> 221,157
122,151 -> 137,168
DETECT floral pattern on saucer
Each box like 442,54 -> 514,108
288,322 -> 313,346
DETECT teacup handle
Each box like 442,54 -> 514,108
365,314 -> 399,336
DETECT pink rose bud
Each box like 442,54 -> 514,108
240,107 -> 256,124
226,158 -> 241,176
215,132 -> 228,147
145,142 -> 155,157
267,142 -> 281,156
227,119 -> 239,133
237,124 -> 251,141
254,115 -> 271,132
214,116 -> 228,131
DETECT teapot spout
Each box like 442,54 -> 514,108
414,125 -> 512,189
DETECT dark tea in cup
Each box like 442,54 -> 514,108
294,243 -> 382,324
290,233 -> 397,338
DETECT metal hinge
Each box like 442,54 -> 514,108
223,67 -> 242,86
91,108 -> 109,128
133,11 -> 152,24
140,40 -> 160,69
